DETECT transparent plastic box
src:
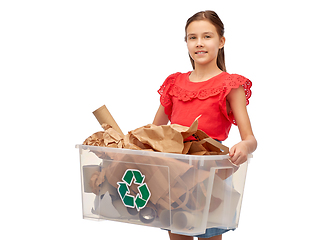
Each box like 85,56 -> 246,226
76,144 -> 249,236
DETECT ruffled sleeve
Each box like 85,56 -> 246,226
158,72 -> 182,119
219,74 -> 252,125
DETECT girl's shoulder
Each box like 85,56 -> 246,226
159,72 -> 190,90
221,72 -> 252,88
220,72 -> 252,105
164,71 -> 189,82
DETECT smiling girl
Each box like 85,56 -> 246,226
153,10 -> 257,240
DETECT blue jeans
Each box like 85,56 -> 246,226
167,228 -> 234,238
193,228 -> 234,238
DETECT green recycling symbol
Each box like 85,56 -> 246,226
117,169 -> 151,211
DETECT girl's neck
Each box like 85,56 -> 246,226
190,64 -> 223,82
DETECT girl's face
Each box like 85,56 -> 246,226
186,20 -> 225,69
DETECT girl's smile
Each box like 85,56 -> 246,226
195,51 -> 208,55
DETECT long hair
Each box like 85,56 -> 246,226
185,10 -> 226,72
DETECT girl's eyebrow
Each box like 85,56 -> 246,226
187,32 -> 214,37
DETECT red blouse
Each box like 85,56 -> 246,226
158,71 -> 252,141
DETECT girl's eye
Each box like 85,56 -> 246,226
205,35 -> 211,39
189,36 -> 196,40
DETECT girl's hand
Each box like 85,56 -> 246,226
229,141 -> 249,165
226,86 -> 257,165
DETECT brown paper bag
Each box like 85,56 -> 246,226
83,131 -> 105,147
126,117 -> 199,154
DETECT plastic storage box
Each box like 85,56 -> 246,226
77,144 -> 249,236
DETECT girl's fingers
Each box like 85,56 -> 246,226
229,145 -> 236,157
234,154 -> 248,165
230,150 -> 240,163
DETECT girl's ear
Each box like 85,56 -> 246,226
219,37 -> 226,49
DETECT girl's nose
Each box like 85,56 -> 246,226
196,39 -> 203,47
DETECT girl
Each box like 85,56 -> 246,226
153,10 -> 257,240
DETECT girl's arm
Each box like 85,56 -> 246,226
227,86 -> 257,165
153,104 -> 169,126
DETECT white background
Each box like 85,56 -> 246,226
1,0 -> 333,239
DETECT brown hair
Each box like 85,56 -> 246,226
185,10 -> 226,72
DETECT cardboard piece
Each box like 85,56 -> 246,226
93,105 -> 124,137
89,168 -> 106,195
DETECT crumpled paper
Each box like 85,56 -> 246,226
83,117 -> 229,155
83,124 -> 124,148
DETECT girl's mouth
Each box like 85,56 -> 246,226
195,51 -> 207,54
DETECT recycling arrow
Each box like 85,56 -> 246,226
117,182 -> 129,199
117,169 -> 151,211
133,170 -> 145,184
